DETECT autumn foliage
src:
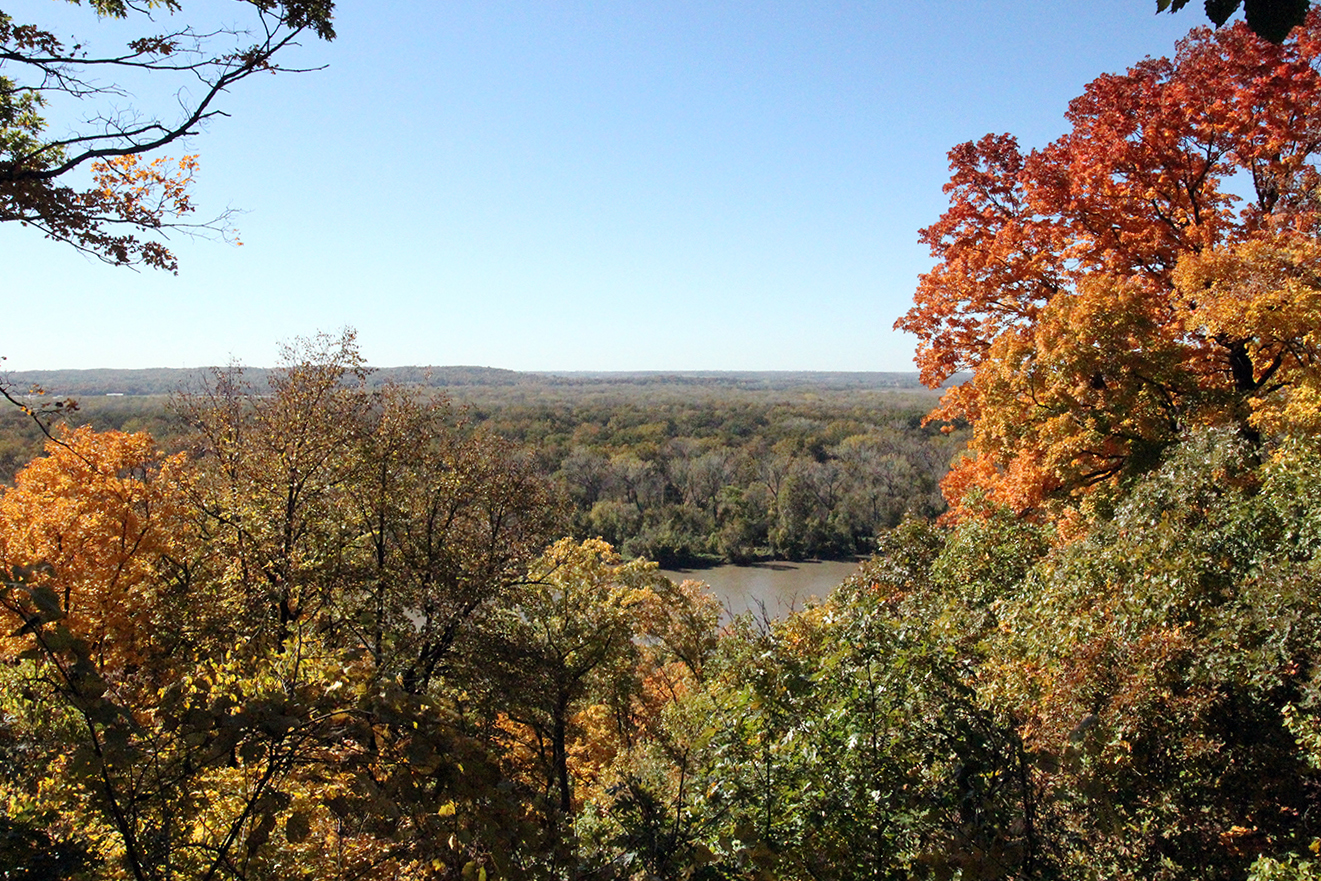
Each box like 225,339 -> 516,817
898,14 -> 1321,517
0,337 -> 725,880
0,426 -> 190,670
11,10 -> 1321,879
0,2 -> 333,269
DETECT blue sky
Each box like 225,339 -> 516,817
1,1 -> 1195,372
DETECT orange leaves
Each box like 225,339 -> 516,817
83,154 -> 210,271
0,426 -> 190,670
2,1 -> 332,269
1,152 -> 213,272
91,154 -> 200,217
935,272 -> 1195,520
1175,232 -> 1321,435
900,15 -> 1321,520
901,134 -> 1063,388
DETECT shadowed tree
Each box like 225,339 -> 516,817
1159,0 -> 1310,43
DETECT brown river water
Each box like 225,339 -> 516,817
660,559 -> 865,621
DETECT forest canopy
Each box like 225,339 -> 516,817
0,367 -> 957,565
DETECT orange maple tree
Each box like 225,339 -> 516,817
0,426 -> 192,671
898,15 -> 1321,517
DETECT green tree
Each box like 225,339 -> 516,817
990,430 -> 1321,880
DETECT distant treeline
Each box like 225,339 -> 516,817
3,365 -> 940,397
0,372 -> 963,565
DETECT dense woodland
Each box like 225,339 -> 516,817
0,372 -> 957,565
6,10 -> 1321,881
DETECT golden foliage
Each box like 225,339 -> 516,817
1175,231 -> 1321,436
0,426 -> 191,670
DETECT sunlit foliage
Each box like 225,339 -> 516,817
0,1 -> 335,269
899,15 -> 1321,518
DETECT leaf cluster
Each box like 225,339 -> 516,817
1159,0 -> 1310,43
900,13 -> 1321,518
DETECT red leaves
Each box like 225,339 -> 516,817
900,134 -> 1064,388
900,14 -> 1321,519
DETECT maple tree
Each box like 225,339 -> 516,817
897,15 -> 1321,517
0,0 -> 335,270
0,426 -> 190,671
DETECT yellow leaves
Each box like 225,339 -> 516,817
1175,232 -> 1321,436
0,425 -> 191,669
901,20 -> 1321,526
81,152 -> 224,271
526,538 -> 663,625
90,154 -> 196,214
1177,237 -> 1319,355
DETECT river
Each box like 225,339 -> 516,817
660,558 -> 865,621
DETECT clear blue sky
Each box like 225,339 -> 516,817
1,1 -> 1195,372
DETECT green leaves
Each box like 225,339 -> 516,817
1,0 -> 335,268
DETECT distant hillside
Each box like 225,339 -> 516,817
526,371 -> 936,391
2,367 -> 945,398
1,365 -> 527,397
